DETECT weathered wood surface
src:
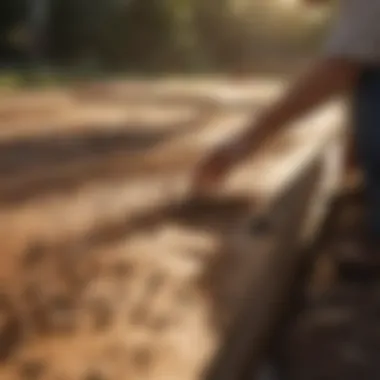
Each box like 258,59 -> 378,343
0,79 -> 345,380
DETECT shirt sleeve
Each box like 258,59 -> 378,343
324,0 -> 380,62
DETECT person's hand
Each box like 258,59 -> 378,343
192,138 -> 248,195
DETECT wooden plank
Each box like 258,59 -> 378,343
0,90 -> 72,122
0,104 -> 343,247
0,78 -> 282,140
205,159 -> 324,380
73,77 -> 284,104
0,110 -> 243,206
0,101 -> 203,141
204,135 -> 346,380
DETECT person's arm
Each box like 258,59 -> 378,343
229,0 -> 380,157
238,58 -> 361,156
193,0 -> 380,191
193,59 -> 361,191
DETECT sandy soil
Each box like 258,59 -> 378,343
0,79 -> 343,380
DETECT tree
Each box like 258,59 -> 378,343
0,0 -> 28,64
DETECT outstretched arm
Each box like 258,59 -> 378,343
242,0 -> 380,153
239,58 -> 361,155
193,0 -> 379,191
192,59 -> 361,192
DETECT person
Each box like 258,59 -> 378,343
192,0 -> 380,273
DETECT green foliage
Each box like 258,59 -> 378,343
0,0 -> 335,75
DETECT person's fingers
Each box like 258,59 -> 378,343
192,169 -> 216,192
193,169 -> 227,196
191,143 -> 239,194
191,162 -> 219,193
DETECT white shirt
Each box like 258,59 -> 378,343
325,0 -> 380,62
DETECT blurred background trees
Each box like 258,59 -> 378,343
0,0 -> 335,76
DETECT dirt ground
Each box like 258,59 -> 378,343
0,80 -> 270,380
0,79 -> 344,380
